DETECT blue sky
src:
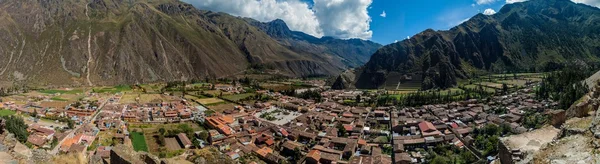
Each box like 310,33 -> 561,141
184,0 -> 598,45
368,0 -> 505,44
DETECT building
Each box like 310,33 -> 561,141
177,133 -> 193,148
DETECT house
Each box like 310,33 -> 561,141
27,135 -> 46,147
177,133 -> 193,148
306,150 -> 321,164
418,121 -> 441,137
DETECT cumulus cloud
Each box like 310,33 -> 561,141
506,0 -> 527,4
483,8 -> 497,15
380,11 -> 386,18
313,0 -> 373,39
572,0 -> 600,8
182,0 -> 373,40
476,0 -> 497,5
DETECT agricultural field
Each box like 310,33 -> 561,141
497,79 -> 529,87
139,84 -> 165,93
120,94 -> 169,104
222,93 -> 255,102
92,85 -> 132,94
0,109 -> 16,117
207,103 -> 237,113
195,98 -> 224,105
39,89 -> 83,94
130,132 -> 149,152
259,83 -> 309,92
463,85 -> 496,93
128,123 -> 205,154
479,82 -> 512,89
203,90 -> 233,97
164,138 -> 181,151
387,89 -> 419,95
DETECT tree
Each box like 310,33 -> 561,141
502,83 -> 509,94
356,95 -> 361,103
198,131 -> 209,141
2,116 -> 29,143
157,135 -> 166,146
336,124 -> 348,137
67,119 -> 75,129
158,127 -> 166,135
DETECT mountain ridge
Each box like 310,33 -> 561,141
0,0 -> 380,87
336,0 -> 600,90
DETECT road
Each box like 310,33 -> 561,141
49,94 -> 115,155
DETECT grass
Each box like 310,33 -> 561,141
130,132 -> 149,152
93,85 -> 132,93
0,109 -> 16,117
50,97 -> 69,101
40,89 -> 83,94
196,98 -> 225,105
222,93 -> 255,102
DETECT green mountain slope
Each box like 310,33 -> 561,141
343,0 -> 600,90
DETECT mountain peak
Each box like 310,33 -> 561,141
352,0 -> 600,90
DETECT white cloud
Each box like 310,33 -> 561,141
476,0 -> 496,5
182,0 -> 374,40
471,3 -> 476,7
380,10 -> 386,18
572,0 -> 600,8
313,0 -> 373,39
483,8 -> 497,15
394,40 -> 399,43
506,0 -> 527,4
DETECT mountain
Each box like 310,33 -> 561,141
337,0 -> 600,90
0,0 -> 379,87
247,19 -> 382,68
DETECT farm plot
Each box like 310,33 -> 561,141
120,94 -> 168,104
196,98 -> 224,105
165,138 -> 182,151
222,93 -> 255,102
130,132 -> 149,152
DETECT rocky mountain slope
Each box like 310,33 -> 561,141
0,0 -> 379,86
340,0 -> 600,90
247,19 -> 382,68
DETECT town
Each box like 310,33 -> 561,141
0,70 -> 592,164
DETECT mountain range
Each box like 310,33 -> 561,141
0,0 -> 381,86
334,0 -> 600,90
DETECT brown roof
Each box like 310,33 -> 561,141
177,133 -> 192,146
27,135 -> 46,147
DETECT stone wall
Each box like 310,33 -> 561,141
498,140 -> 514,164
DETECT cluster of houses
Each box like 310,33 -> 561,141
189,85 -> 564,164
26,124 -> 56,148
120,100 -> 200,123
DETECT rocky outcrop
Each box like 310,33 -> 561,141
110,144 -> 162,164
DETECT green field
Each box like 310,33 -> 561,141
93,85 -> 132,93
222,93 -> 255,102
0,109 -> 16,117
40,89 -> 83,94
130,132 -> 149,152
50,97 -> 69,101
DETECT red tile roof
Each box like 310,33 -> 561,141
418,121 -> 436,132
